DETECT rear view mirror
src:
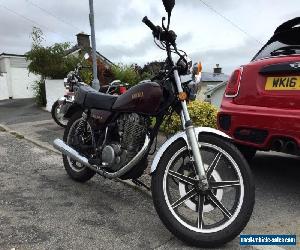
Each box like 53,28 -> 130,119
162,0 -> 175,14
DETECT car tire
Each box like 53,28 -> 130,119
237,144 -> 257,162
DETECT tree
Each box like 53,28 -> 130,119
26,27 -> 92,106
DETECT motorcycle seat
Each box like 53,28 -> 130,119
75,85 -> 118,110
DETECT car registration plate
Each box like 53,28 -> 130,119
265,76 -> 300,90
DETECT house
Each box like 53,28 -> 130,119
45,33 -> 114,112
197,64 -> 229,101
0,53 -> 39,100
65,33 -> 115,85
204,81 -> 227,109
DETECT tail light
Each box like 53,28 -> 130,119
119,86 -> 127,94
225,67 -> 243,97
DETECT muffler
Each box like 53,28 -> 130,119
271,139 -> 284,152
53,136 -> 150,179
284,141 -> 297,154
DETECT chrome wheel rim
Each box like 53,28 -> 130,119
55,105 -> 68,126
163,143 -> 244,233
66,118 -> 91,172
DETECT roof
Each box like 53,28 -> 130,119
0,53 -> 25,58
205,81 -> 227,95
201,72 -> 229,82
96,51 -> 115,67
65,46 -> 115,67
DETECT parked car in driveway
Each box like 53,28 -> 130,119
218,17 -> 300,160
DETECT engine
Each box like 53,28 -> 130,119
101,113 -> 148,171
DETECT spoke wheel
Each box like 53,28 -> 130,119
62,112 -> 95,182
164,143 -> 243,233
151,134 -> 255,247
51,100 -> 68,127
66,117 -> 92,173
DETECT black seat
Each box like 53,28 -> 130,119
85,91 -> 118,110
75,85 -> 118,110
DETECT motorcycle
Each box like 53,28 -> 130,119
53,0 -> 255,247
51,56 -> 128,128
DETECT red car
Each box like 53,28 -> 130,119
218,17 -> 300,160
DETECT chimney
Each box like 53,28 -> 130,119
213,64 -> 222,74
76,32 -> 90,49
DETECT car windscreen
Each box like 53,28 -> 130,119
252,27 -> 300,61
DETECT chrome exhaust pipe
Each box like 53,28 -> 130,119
271,139 -> 284,152
53,139 -> 90,166
284,141 -> 297,154
53,136 -> 150,179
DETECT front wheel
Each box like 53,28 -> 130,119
51,100 -> 68,128
151,134 -> 255,247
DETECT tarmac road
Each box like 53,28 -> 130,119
0,99 -> 299,249
0,98 -> 50,125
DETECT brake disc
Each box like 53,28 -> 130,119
178,164 -> 223,212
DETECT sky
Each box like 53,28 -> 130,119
0,0 -> 298,74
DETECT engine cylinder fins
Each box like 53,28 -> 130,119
121,113 -> 147,152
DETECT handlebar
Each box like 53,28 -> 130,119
142,16 -> 157,33
142,16 -> 177,45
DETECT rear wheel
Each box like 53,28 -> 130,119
62,112 -> 95,182
151,134 -> 255,247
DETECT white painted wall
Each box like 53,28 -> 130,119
0,73 -> 9,100
10,67 -> 39,99
0,56 -> 40,100
196,84 -> 208,101
210,85 -> 226,109
45,79 -> 65,112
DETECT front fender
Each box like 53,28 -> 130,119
150,127 -> 231,173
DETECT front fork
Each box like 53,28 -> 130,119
174,70 -> 209,189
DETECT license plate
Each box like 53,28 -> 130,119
265,76 -> 300,90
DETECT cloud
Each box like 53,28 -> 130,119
0,0 -> 298,74
190,38 -> 261,74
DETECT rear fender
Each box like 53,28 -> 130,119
150,127 -> 231,173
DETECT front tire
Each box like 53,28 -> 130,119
151,134 -> 255,247
62,112 -> 95,182
51,100 -> 68,128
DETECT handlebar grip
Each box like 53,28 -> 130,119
142,16 -> 157,32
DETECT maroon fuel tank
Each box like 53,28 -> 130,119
112,81 -> 162,114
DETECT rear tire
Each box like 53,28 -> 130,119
151,134 -> 255,247
62,112 -> 95,182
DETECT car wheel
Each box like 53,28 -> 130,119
236,144 -> 256,162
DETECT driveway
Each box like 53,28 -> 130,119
0,99 -> 299,249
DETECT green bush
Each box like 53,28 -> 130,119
161,100 -> 218,135
32,79 -> 47,106
111,64 -> 141,86
26,27 -> 93,106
